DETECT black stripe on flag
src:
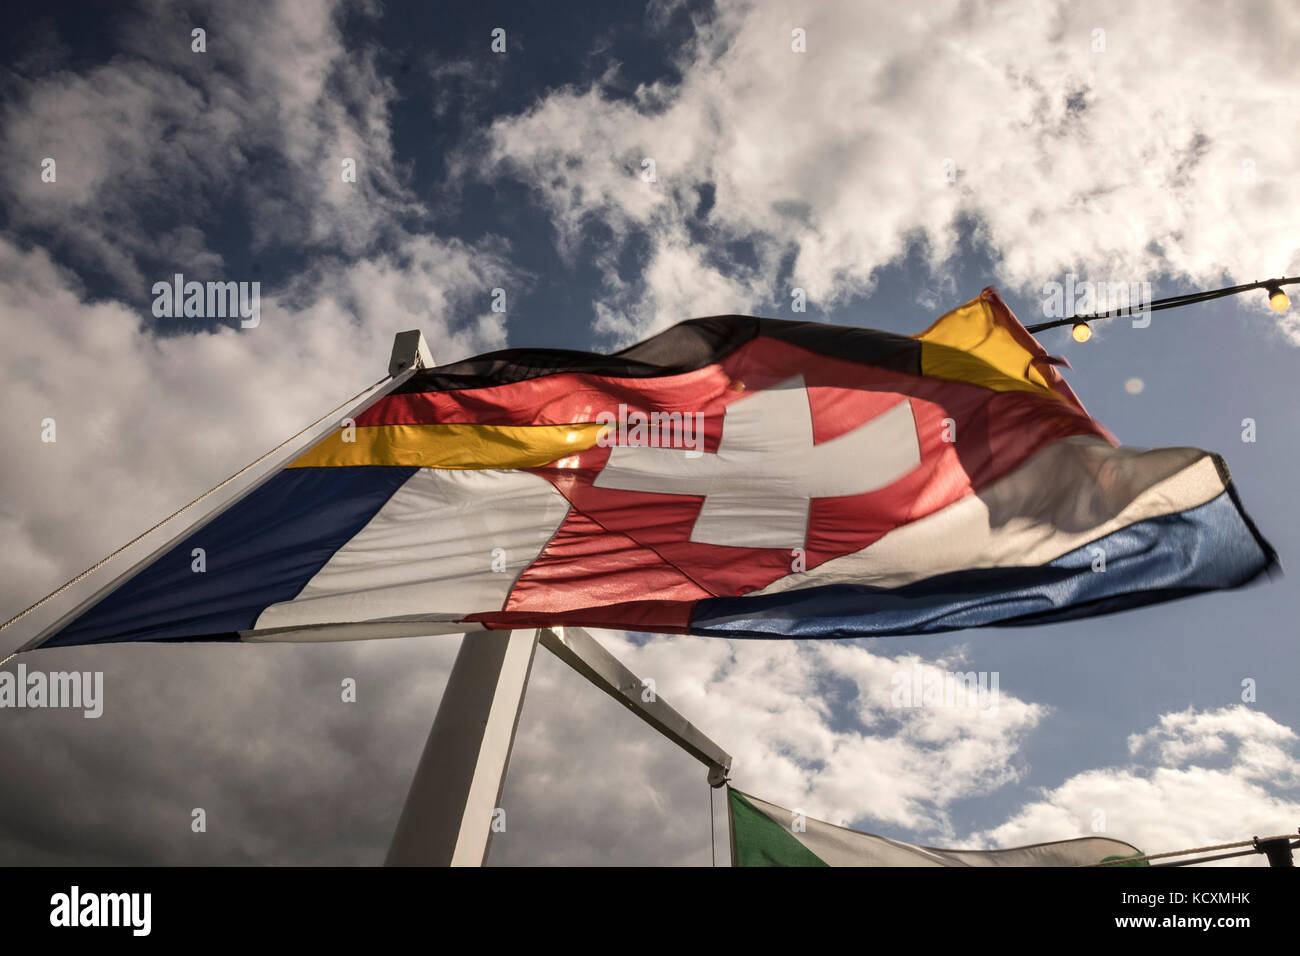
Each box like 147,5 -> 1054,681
392,315 -> 924,394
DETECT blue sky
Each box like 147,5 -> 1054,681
0,0 -> 1297,865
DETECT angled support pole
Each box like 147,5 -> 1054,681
538,626 -> 732,784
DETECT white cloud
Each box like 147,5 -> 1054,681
0,0 -> 421,289
2,0 -> 1295,869
0,0 -> 521,631
981,705 -> 1300,866
482,0 -> 1300,341
0,233 -> 515,635
494,631 -> 1047,863
502,647 -> 1300,865
0,0 -> 521,864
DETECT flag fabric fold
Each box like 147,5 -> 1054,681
728,788 -> 1146,867
33,287 -> 1275,648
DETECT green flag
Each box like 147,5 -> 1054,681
729,788 -> 1146,867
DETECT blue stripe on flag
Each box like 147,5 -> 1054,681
688,490 -> 1275,639
40,466 -> 417,647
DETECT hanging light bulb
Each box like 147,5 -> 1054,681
1265,282 -> 1290,312
1071,321 -> 1091,342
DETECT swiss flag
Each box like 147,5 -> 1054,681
474,336 -> 1104,631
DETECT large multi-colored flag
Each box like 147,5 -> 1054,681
31,288 -> 1274,648
728,788 -> 1146,867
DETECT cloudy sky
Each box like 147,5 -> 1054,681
1,0 -> 1297,866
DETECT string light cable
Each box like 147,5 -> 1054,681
1026,275 -> 1297,341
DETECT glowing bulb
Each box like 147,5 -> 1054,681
1071,321 -> 1091,343
1268,287 -> 1290,312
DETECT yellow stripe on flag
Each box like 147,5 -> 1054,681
915,295 -> 1058,398
290,422 -> 606,469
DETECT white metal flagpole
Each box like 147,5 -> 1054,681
384,625 -> 733,866
385,629 -> 539,866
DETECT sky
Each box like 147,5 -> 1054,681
0,0 -> 1297,866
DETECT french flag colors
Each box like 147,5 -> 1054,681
36,288 -> 1275,648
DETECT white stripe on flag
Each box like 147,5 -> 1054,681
752,437 -> 1225,595
252,468 -> 570,633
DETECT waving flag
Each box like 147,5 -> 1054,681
728,788 -> 1146,867
32,288 -> 1274,648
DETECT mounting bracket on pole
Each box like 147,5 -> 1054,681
1254,834 -> 1296,867
389,329 -> 435,377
